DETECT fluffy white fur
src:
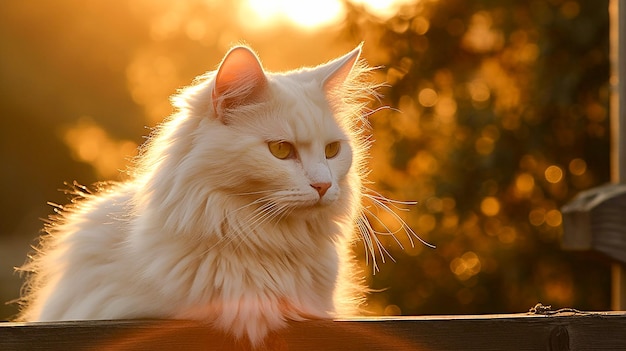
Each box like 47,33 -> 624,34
17,45 -> 380,346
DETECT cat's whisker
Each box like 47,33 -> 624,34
198,201 -> 268,253
236,199 -> 281,233
368,197 -> 417,212
373,234 -> 395,265
357,214 -> 398,273
198,236 -> 229,258
356,217 -> 380,273
205,203 -> 278,254
365,192 -> 435,249
360,105 -> 396,120
359,211 -> 396,264
229,189 -> 277,197
364,188 -> 418,209
197,210 -> 251,258
264,202 -> 291,225
225,193 -> 283,222
242,211 -> 275,237
362,206 -> 405,249
355,189 -> 435,274
231,195 -> 273,212
271,204 -> 293,232
229,200 -> 288,252
223,193 -> 285,242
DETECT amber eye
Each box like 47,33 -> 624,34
325,141 -> 341,159
268,141 -> 294,159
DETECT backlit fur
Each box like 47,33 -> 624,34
17,45 -> 381,346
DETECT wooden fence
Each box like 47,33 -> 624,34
1,312 -> 625,350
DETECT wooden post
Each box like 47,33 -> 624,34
610,0 -> 626,311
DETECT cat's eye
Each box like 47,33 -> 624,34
325,141 -> 341,159
268,141 -> 294,159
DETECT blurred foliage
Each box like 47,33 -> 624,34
0,0 -> 612,319
349,0 -> 611,314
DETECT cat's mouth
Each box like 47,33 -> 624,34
288,200 -> 325,211
298,196 -> 336,211
252,188 -> 337,216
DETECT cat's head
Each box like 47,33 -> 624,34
147,45 -> 373,230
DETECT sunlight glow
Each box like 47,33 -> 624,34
242,0 -> 345,29
241,0 -> 419,30
352,0 -> 418,19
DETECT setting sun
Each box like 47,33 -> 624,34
242,0 -> 344,29
240,0 -> 418,29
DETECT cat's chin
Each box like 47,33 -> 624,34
288,199 -> 337,218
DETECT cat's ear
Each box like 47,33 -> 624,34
321,43 -> 362,94
212,46 -> 268,121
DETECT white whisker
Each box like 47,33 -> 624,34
227,194 -> 293,253
362,206 -> 404,248
198,193 -> 284,257
229,189 -> 277,197
365,188 -> 418,208
366,192 -> 435,249
359,213 -> 396,262
366,196 -> 415,248
356,217 -> 379,273
361,105 -> 396,120
357,187 -> 435,274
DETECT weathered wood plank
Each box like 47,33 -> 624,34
1,313 -> 625,351
561,183 -> 626,264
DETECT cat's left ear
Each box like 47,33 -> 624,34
212,46 -> 268,121
321,43 -> 362,94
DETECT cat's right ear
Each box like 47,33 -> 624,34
212,46 -> 268,122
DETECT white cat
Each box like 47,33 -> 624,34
17,44 -> 421,346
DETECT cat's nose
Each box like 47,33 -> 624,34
310,182 -> 331,198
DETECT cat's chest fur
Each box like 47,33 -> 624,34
132,197 -> 343,312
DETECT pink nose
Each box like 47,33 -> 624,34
310,182 -> 331,198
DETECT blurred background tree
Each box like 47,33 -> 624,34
0,0 -> 611,319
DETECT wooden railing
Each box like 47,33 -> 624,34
1,312 -> 625,350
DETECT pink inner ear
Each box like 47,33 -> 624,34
212,46 -> 268,118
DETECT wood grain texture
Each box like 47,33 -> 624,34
1,312 -> 625,351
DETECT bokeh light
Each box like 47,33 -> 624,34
62,118 -> 138,179
515,173 -> 535,197
545,165 -> 564,184
450,251 -> 482,281
480,197 -> 501,217
569,158 -> 587,176
418,88 -> 438,107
